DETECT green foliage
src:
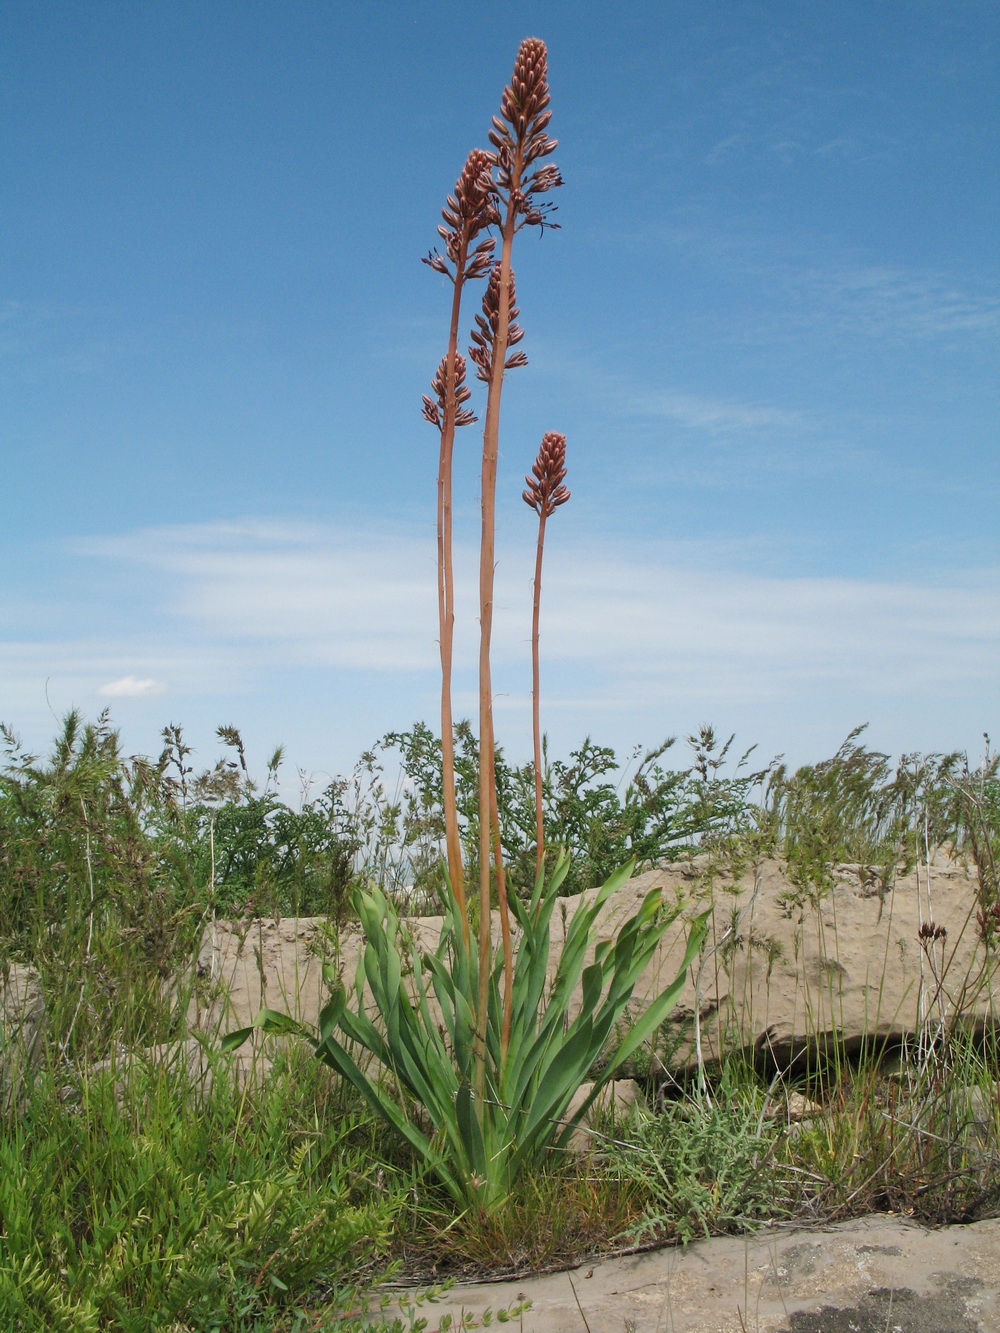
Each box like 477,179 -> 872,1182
225,858 -> 708,1212
380,721 -> 765,900
164,723 -> 365,922
603,1083 -> 784,1245
0,713 -> 201,1055
774,1029 -> 1000,1225
0,1052 -> 407,1331
194,786 -> 361,922
761,725 -> 1000,912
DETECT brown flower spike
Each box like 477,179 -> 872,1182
422,353 -> 477,430
488,37 -> 562,231
422,148 -> 497,281
523,431 -> 570,516
421,148 -> 499,927
469,262 -> 527,383
473,38 -> 562,1077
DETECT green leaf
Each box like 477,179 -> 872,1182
218,1026 -> 254,1053
254,1007 -> 312,1039
455,1084 -> 487,1180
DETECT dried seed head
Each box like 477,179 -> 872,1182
977,902 -> 1000,942
469,263 -> 525,383
523,432 -> 570,517
422,353 -> 477,431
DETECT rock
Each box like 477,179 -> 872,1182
422,1214 -> 1000,1332
582,854 -> 1000,1070
184,917 -> 346,1039
0,964 -> 46,1112
560,1078 -> 642,1153
185,854 -> 999,1079
765,1091 -> 823,1122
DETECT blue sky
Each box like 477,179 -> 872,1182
3,0 -> 997,787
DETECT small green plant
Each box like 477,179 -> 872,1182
602,1076 -> 784,1245
0,1050 -> 408,1331
774,1032 -> 1000,1225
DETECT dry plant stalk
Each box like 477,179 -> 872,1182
469,37 -> 561,1073
422,151 -> 496,937
523,431 -> 570,880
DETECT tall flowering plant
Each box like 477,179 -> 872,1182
226,38 -> 706,1213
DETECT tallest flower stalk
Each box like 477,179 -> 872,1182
470,38 -> 561,1080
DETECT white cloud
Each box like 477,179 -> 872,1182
71,520 -> 1000,705
84,520 -> 439,671
622,218 -> 1000,345
98,675 -> 167,698
809,265 -> 1000,340
5,519 -> 997,770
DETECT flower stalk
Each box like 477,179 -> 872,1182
523,431 -> 570,881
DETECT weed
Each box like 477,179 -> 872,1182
601,1071 -> 784,1245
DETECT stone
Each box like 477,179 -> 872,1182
765,1091 -> 823,1121
560,1078 -> 642,1153
0,964 -> 46,1112
419,1214 -> 1000,1332
186,853 -> 999,1079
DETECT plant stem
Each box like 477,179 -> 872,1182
475,173 -> 521,1097
487,739 -> 514,1058
439,252 -> 470,947
530,508 -> 547,881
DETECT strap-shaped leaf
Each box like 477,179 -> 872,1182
604,911 -> 709,1075
512,1020 -> 600,1163
253,1007 -> 313,1039
455,1083 -> 487,1179
219,1026 -> 255,1053
314,1033 -> 463,1202
317,984 -> 347,1042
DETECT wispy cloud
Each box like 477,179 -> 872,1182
614,215 -> 1000,346
790,264 -> 1000,341
5,519 -> 996,767
83,520 -> 440,671
0,298 -> 131,377
68,520 -> 1000,703
631,391 -> 802,433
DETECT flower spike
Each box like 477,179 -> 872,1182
422,354 -> 477,430
523,431 -> 570,516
